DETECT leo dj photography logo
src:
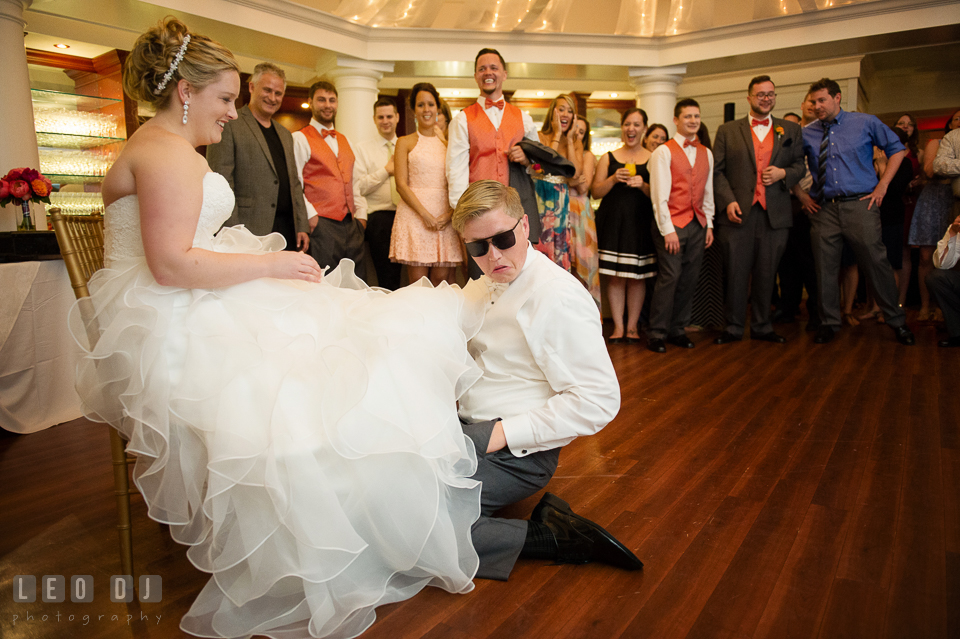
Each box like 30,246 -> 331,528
12,575 -> 164,628
13,575 -> 161,603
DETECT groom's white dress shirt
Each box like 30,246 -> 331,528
458,244 -> 620,457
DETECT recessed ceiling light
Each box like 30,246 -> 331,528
53,43 -> 70,49
301,102 -> 309,109
452,90 -> 460,95
536,91 -> 544,97
610,92 -> 619,98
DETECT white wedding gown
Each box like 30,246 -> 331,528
70,172 -> 483,639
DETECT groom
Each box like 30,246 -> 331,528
453,180 -> 643,580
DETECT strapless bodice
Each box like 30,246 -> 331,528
104,172 -> 235,264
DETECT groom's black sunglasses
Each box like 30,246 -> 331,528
464,218 -> 521,258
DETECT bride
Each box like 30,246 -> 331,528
72,17 -> 482,639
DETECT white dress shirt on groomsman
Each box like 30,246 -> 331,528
446,48 -> 539,278
646,98 -> 716,354
292,80 -> 369,281
353,97 -> 403,290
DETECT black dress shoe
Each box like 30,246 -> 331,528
647,338 -> 666,353
666,334 -> 695,348
814,326 -> 837,343
714,331 -> 741,345
532,493 -> 643,570
751,331 -> 787,344
939,336 -> 960,347
892,325 -> 915,346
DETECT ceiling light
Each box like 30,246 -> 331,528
301,102 -> 309,109
610,92 -> 619,98
53,43 -> 70,49
536,91 -> 544,97
452,90 -> 460,95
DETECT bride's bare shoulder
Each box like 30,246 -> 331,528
103,125 -> 207,205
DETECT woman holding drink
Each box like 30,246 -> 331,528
592,108 -> 657,343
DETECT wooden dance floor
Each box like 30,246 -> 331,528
1,317 -> 956,639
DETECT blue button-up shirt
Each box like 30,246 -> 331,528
802,109 -> 905,200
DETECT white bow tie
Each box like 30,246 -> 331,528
485,278 -> 510,303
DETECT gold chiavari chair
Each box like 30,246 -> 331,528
50,208 -> 137,580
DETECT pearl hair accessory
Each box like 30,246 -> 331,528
182,100 -> 189,125
154,34 -> 191,95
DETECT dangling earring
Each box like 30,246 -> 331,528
182,100 -> 190,125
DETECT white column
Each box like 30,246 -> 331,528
629,66 -> 687,137
322,57 -> 394,148
0,0 -> 39,231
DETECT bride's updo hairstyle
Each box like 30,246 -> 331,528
123,17 -> 239,110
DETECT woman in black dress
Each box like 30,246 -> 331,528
592,108 -> 657,343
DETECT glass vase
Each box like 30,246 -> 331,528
17,200 -> 34,231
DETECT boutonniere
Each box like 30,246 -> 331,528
775,126 -> 784,137
529,163 -> 544,176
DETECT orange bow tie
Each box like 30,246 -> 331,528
321,128 -> 336,139
485,98 -> 505,111
751,118 -> 770,127
683,139 -> 697,148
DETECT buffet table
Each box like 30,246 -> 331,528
0,260 -> 82,433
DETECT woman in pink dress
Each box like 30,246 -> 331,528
391,83 -> 463,286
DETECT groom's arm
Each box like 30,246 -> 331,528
496,281 -> 620,457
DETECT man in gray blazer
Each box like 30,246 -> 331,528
207,62 -> 310,252
713,75 -> 806,344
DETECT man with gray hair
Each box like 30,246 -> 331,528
207,62 -> 310,252
453,179 -> 642,580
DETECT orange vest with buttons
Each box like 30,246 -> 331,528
299,125 -> 355,221
666,139 -> 709,228
751,127 -> 774,210
465,101 -> 526,186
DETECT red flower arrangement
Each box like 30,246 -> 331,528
1,167 -> 53,231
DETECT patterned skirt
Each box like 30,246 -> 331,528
568,191 -> 601,307
533,176 -> 572,272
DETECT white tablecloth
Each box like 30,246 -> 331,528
0,260 -> 83,433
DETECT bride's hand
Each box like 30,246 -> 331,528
265,251 -> 323,283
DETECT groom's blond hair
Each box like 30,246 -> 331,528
452,180 -> 523,234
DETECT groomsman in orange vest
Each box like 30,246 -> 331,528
712,76 -> 805,345
646,98 -> 716,353
293,80 -> 369,281
447,48 -> 540,275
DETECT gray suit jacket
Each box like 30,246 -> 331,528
713,117 -> 805,229
206,105 -> 309,237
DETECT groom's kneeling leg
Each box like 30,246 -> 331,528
464,420 -> 560,580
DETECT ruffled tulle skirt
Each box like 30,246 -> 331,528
70,226 -> 483,639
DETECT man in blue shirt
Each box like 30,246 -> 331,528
801,78 -> 915,345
